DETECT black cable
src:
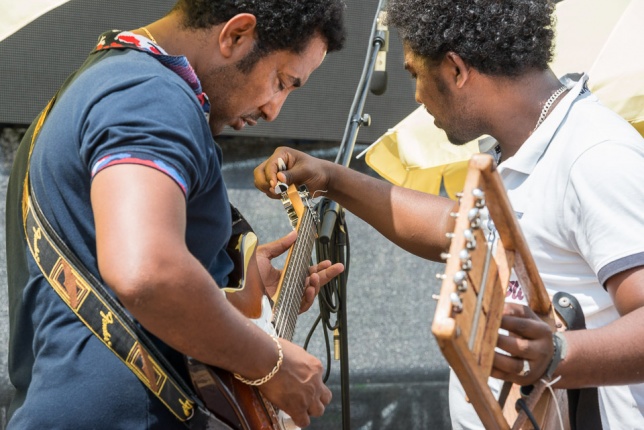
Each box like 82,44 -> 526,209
302,198 -> 350,385
299,1 -> 385,427
515,398 -> 541,430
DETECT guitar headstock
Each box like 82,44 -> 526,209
279,184 -> 319,231
431,154 -> 555,429
432,158 -> 507,386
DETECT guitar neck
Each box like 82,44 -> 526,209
272,205 -> 317,341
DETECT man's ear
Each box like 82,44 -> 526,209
443,51 -> 471,89
219,13 -> 257,59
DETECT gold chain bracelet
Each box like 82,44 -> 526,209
234,334 -> 283,386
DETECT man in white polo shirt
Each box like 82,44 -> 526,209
253,0 -> 644,428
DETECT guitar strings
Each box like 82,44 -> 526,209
279,212 -> 316,338
275,224 -> 314,339
273,209 -> 317,340
277,212 -> 315,339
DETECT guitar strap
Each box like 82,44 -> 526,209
16,90 -> 232,430
552,292 -> 602,430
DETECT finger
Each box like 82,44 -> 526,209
320,385 -> 332,406
313,262 -> 344,287
274,157 -> 290,194
502,302 -> 539,319
275,153 -> 297,186
299,284 -> 318,313
290,411 -> 311,429
253,159 -> 276,195
276,169 -> 291,186
308,260 -> 331,275
500,314 -> 552,340
308,399 -> 326,418
257,230 -> 297,259
495,332 -> 531,358
491,352 -> 531,383
307,271 -> 320,290
253,150 -> 291,194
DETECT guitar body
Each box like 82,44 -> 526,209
186,243 -> 285,430
186,186 -> 316,430
187,357 -> 281,430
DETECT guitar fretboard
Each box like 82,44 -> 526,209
272,207 -> 317,341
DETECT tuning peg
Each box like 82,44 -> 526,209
436,273 -> 446,280
440,252 -> 451,261
450,293 -> 463,313
453,270 -> 468,292
449,212 -> 459,218
275,181 -> 289,194
472,188 -> 486,208
463,229 -> 477,250
459,249 -> 472,271
468,208 -> 482,229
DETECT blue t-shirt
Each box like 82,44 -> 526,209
7,37 -> 234,429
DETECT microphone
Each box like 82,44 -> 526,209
370,8 -> 389,96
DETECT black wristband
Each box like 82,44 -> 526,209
545,331 -> 568,379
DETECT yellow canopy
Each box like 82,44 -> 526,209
362,0 -> 644,197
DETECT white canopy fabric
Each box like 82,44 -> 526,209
362,0 -> 644,197
0,0 -> 72,42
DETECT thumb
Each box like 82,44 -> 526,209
257,230 -> 297,260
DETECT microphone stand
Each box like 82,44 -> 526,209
315,1 -> 388,428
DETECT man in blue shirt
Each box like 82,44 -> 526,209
5,1 -> 347,428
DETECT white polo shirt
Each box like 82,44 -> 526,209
450,73 -> 644,429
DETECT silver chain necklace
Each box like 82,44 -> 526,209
533,85 -> 568,131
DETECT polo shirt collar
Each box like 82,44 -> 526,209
93,30 -> 211,118
497,73 -> 590,175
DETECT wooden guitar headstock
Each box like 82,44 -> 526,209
432,154 -> 564,430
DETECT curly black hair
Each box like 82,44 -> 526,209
173,0 -> 347,56
386,0 -> 556,76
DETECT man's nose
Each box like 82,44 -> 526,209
261,91 -> 288,122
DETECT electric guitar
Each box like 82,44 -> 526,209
432,154 -> 569,430
186,184 -> 319,430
